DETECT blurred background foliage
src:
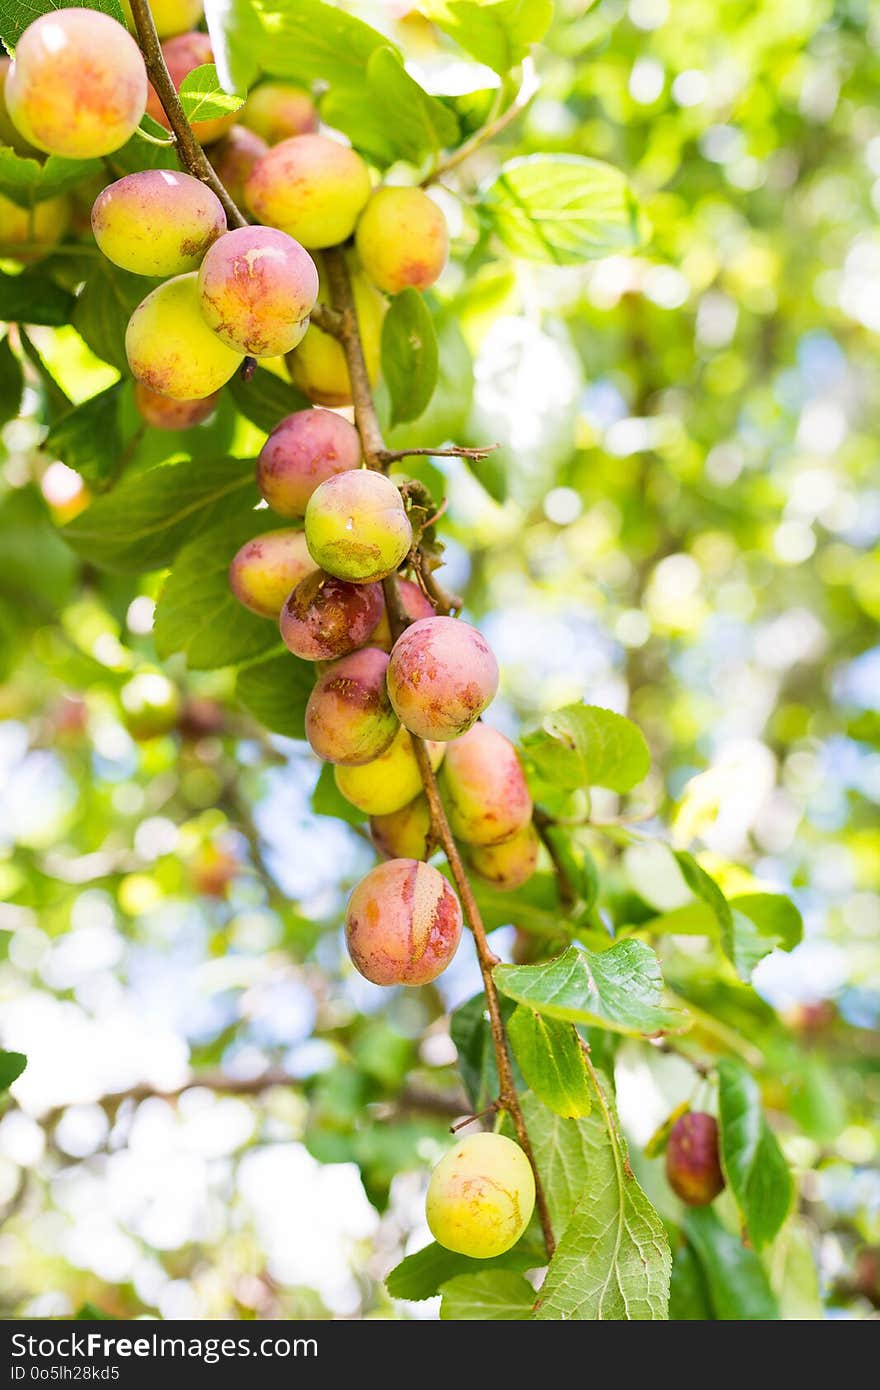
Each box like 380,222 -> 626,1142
0,0 -> 878,1319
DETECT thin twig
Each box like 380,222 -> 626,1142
412,547 -> 462,616
425,60 -> 538,185
378,444 -> 500,463
309,303 -> 344,338
533,813 -> 577,911
128,0 -> 246,228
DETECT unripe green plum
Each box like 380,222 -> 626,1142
198,225 -> 318,357
335,725 -> 444,816
134,381 -> 219,431
6,10 -> 147,159
368,577 -> 434,652
92,170 -> 226,277
126,272 -> 243,401
241,82 -> 318,143
426,1133 -> 536,1259
370,795 -> 433,861
356,187 -> 449,295
0,59 -> 38,156
305,471 -> 412,583
147,33 -> 235,145
305,647 -> 398,765
440,724 -> 531,846
666,1113 -> 725,1207
287,258 -> 385,406
229,528 -> 315,620
468,822 -> 539,890
256,408 -> 361,519
387,617 -> 499,742
280,569 -> 383,661
0,191 -> 71,263
244,134 -> 372,249
122,0 -> 203,39
120,670 -> 181,741
345,858 -> 462,986
210,125 -> 268,209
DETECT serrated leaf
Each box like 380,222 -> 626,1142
684,1207 -> 779,1319
227,366 -> 310,434
0,267 -> 74,324
44,383 -> 123,488
321,46 -> 459,168
495,941 -> 686,1037
522,702 -> 650,795
154,515 -> 285,670
386,1240 -> 541,1302
449,990 -> 519,1110
512,1093 -> 595,1238
483,155 -> 645,265
425,0 -> 553,76
672,850 -> 735,965
382,289 -> 438,427
178,63 -> 244,124
0,0 -> 126,49
0,146 -> 101,205
235,649 -> 314,738
440,1270 -> 534,1320
717,1057 -> 793,1250
62,455 -> 258,572
532,1069 -> 670,1319
0,335 -> 23,427
311,761 -> 366,824
507,1007 -> 591,1118
0,1049 -> 26,1091
73,262 -> 158,373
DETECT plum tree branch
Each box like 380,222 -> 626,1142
425,59 -> 538,185
326,248 -> 556,1261
378,444 -> 500,463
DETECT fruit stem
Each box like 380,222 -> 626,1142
423,59 -> 538,186
533,810 -> 578,910
328,247 -> 556,1261
128,0 -> 247,228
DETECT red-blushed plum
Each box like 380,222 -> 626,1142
368,578 -> 435,652
6,10 -> 147,159
134,382 -> 220,431
287,264 -> 385,406
147,33 -> 235,145
305,471 -> 412,583
345,858 -> 462,986
440,724 -> 532,846
370,795 -> 433,861
241,82 -> 318,143
121,0 -> 203,38
91,171 -> 226,277
426,1133 -> 536,1258
210,126 -> 269,209
279,570 -> 383,661
387,616 -> 499,742
468,822 -> 539,890
0,191 -> 71,263
335,726 -> 444,816
229,529 -> 315,620
256,408 -> 361,518
126,273 -> 243,400
198,226 -> 319,357
666,1113 -> 725,1207
305,647 -> 398,765
356,187 -> 449,295
244,134 -> 372,249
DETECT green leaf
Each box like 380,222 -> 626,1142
472,873 -> 567,940
62,455 -> 258,573
73,262 -> 157,374
381,289 -> 439,428
449,990 -> 520,1110
0,335 -> 23,427
227,367 -> 310,435
0,1 -> 126,49
521,702 -> 650,795
513,1093 -> 594,1237
387,1241 -> 540,1302
717,1057 -> 793,1250
726,893 -> 803,981
44,383 -> 123,489
683,1207 -> 779,1319
322,47 -> 459,168
178,63 -> 244,124
310,761 -> 367,824
204,0 -> 262,94
482,155 -> 644,265
384,309 -> 473,453
154,515 -> 285,670
0,267 -> 74,325
495,940 -> 686,1037
73,1302 -> 117,1320
507,1007 -> 592,1118
668,1240 -> 712,1320
425,0 -> 553,76
440,1270 -> 535,1320
235,649 -> 314,739
0,147 -> 101,205
672,850 -> 735,962
0,1049 -> 26,1091
532,1070 -> 671,1320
